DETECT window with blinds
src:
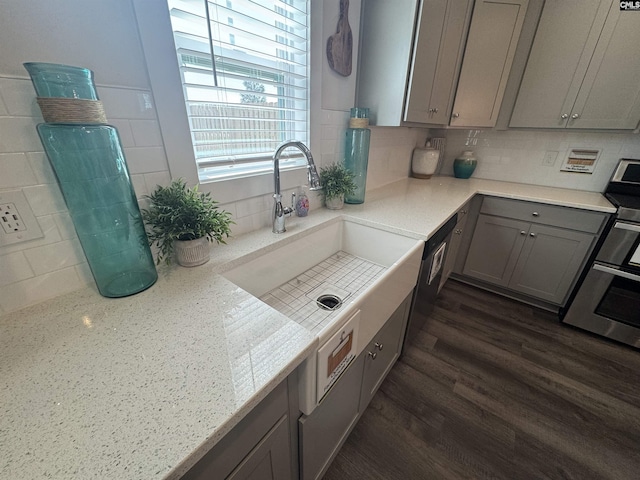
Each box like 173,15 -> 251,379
167,0 -> 309,181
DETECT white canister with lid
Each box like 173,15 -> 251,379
411,141 -> 440,179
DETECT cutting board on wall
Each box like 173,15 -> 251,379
326,0 -> 353,77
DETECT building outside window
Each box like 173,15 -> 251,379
167,0 -> 310,182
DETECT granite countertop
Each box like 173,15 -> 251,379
0,176 -> 615,479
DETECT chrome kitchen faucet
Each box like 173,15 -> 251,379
272,140 -> 322,233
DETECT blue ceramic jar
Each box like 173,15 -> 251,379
453,151 -> 477,179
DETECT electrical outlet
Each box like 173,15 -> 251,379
1,203 -> 27,233
543,151 -> 559,166
0,190 -> 44,247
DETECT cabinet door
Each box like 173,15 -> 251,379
299,354 -> 364,480
463,214 -> 529,287
404,0 -> 472,124
228,415 -> 292,480
568,2 -> 640,130
440,206 -> 470,291
509,0 -> 610,128
509,224 -> 595,305
450,0 -> 528,127
359,295 -> 411,412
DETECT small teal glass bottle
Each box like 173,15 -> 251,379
344,107 -> 371,204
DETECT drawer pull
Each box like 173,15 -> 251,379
368,351 -> 377,360
375,342 -> 384,351
520,230 -> 526,235
532,212 -> 540,217
530,232 -> 537,238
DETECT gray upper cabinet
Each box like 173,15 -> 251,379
358,0 -> 528,127
357,0 -> 419,126
449,0 -> 528,127
404,0 -> 473,124
510,0 -> 640,129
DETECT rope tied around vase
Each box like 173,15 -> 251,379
36,97 -> 107,124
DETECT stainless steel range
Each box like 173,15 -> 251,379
563,159 -> 640,348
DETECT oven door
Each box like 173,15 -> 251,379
564,261 -> 640,348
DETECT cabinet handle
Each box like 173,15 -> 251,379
571,113 -> 580,119
454,229 -> 462,235
520,230 -> 527,235
461,210 -> 468,215
561,114 -> 569,119
532,212 -> 540,217
428,108 -> 434,113
530,232 -> 537,237
368,351 -> 377,360
452,112 -> 460,119
375,342 -> 383,351
433,107 -> 438,114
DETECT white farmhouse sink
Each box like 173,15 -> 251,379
222,218 -> 423,413
223,218 -> 423,351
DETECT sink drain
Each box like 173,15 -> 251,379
317,294 -> 343,311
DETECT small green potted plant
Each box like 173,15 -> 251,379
142,179 -> 233,266
319,162 -> 356,210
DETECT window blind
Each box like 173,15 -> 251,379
167,0 -> 310,181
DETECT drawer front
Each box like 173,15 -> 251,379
481,196 -> 606,233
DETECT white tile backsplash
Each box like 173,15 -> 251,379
0,77 -> 42,117
129,119 -> 163,147
440,129 -> 640,192
0,117 -> 45,153
0,90 -> 8,116
124,146 -> 169,174
25,151 -> 56,184
0,251 -> 34,287
98,87 -> 157,119
22,183 -> 66,216
0,266 -> 86,312
109,119 -> 135,148
23,238 -> 84,275
143,171 -> 172,193
52,212 -> 76,240
0,152 -> 37,188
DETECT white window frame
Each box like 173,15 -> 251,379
133,0 -> 318,202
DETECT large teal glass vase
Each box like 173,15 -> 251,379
344,107 -> 371,204
36,124 -> 157,297
24,62 -> 99,100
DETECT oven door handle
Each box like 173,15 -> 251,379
593,263 -> 640,282
614,221 -> 640,233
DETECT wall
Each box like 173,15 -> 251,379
439,129 -> 640,192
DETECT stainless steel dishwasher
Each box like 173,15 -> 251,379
404,214 -> 458,348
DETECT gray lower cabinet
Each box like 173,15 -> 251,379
299,294 -> 412,480
181,379 -> 294,480
359,295 -> 411,412
462,197 -> 607,306
440,202 -> 471,292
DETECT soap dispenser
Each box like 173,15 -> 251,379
296,186 -> 309,217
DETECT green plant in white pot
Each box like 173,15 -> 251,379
319,162 -> 356,210
142,179 -> 233,266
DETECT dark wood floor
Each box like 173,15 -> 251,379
324,280 -> 640,480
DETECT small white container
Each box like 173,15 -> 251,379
411,142 -> 440,179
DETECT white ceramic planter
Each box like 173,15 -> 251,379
325,195 -> 344,210
174,237 -> 210,267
